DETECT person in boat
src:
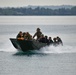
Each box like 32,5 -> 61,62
48,37 -> 53,45
39,35 -> 49,44
16,31 -> 24,40
44,36 -> 49,44
25,32 -> 32,40
56,36 -> 63,46
33,28 -> 42,40
23,32 -> 32,40
23,32 -> 27,39
39,34 -> 45,43
53,38 -> 58,46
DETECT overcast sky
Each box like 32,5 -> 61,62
0,0 -> 76,7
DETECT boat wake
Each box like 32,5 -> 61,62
39,45 -> 76,54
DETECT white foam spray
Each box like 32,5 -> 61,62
35,45 -> 76,54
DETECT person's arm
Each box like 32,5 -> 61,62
33,33 -> 36,38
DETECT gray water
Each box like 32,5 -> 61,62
0,16 -> 76,75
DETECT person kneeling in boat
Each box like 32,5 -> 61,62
33,28 -> 42,40
53,37 -> 63,46
48,37 -> 53,45
53,38 -> 58,46
39,34 -> 46,43
23,32 -> 32,40
39,35 -> 49,44
56,36 -> 63,46
44,36 -> 49,44
16,31 -> 24,40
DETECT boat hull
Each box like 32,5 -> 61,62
10,38 -> 47,52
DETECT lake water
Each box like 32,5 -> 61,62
0,16 -> 76,25
0,16 -> 76,75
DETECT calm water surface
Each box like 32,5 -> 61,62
0,16 -> 76,75
0,16 -> 76,25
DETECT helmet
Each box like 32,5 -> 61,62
37,28 -> 40,31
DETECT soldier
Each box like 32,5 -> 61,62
33,28 -> 42,40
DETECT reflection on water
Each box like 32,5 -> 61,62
13,51 -> 48,57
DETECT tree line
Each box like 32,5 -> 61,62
0,6 -> 76,15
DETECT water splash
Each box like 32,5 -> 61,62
38,45 -> 76,54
